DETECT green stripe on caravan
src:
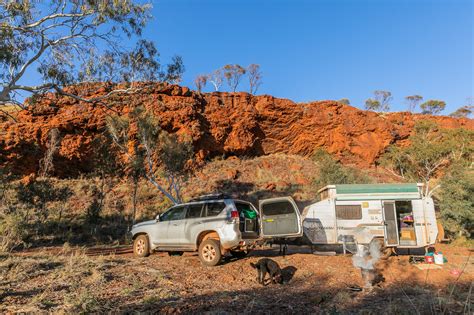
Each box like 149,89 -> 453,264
335,183 -> 419,195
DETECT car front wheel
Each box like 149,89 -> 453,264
198,239 -> 222,266
133,234 -> 150,257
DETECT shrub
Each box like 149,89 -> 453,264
312,149 -> 371,191
437,164 -> 473,238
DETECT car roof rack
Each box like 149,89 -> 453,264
189,193 -> 232,202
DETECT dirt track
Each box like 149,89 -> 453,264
1,244 -> 472,313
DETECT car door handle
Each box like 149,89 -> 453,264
172,223 -> 179,226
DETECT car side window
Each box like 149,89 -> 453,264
160,206 -> 186,221
186,204 -> 203,219
204,202 -> 226,217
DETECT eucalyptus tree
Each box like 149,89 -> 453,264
223,64 -> 246,92
405,95 -> 423,112
420,100 -> 446,115
247,64 -> 262,94
0,0 -> 183,115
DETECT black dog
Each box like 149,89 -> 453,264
250,258 -> 283,285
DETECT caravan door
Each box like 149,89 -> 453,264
259,197 -> 303,238
382,201 -> 399,246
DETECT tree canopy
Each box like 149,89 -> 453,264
420,100 -> 446,115
405,95 -> 423,112
107,106 -> 193,205
380,120 -> 473,196
365,90 -> 392,111
0,0 -> 183,113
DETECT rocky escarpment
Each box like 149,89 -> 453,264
0,82 -> 472,177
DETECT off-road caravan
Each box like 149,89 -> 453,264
302,183 -> 438,256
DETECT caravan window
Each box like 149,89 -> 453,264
336,205 -> 362,220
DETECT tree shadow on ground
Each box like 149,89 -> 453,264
113,270 -> 472,314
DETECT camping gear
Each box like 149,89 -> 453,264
425,252 -> 434,264
434,252 -> 444,265
313,251 -> 336,256
409,255 -> 425,264
414,264 -> 442,270
242,208 -> 257,219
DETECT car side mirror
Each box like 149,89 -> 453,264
155,214 -> 161,222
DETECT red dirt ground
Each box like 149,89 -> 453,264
1,243 -> 472,313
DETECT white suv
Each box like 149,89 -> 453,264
131,195 -> 302,266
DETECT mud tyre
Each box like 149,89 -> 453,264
133,234 -> 150,257
198,239 -> 222,266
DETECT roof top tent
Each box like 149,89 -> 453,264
302,183 -> 438,251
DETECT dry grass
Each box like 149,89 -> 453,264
1,246 -> 471,313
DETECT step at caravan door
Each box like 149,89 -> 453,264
259,197 -> 303,238
382,201 -> 399,246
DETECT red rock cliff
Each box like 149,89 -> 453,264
0,83 -> 472,177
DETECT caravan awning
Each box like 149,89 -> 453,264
335,183 -> 422,200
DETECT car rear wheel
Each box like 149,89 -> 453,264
133,235 -> 150,257
198,239 -> 222,266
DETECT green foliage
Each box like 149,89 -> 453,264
194,75 -> 208,92
0,1 -> 184,109
365,90 -> 392,111
450,106 -> 473,118
437,164 -> 473,238
365,98 -> 381,111
338,98 -> 350,105
159,132 -> 193,175
165,55 -> 185,84
223,64 -> 246,92
405,95 -> 423,112
247,64 -> 262,94
0,179 -> 72,251
380,121 -> 473,189
312,149 -> 372,190
380,121 -> 473,237
107,106 -> 193,204
420,99 -> 446,115
373,90 -> 392,111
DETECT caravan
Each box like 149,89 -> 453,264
301,183 -> 438,256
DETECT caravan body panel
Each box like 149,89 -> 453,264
302,184 -> 438,249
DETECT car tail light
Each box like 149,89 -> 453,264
229,210 -> 239,223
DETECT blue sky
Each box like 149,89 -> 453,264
143,0 -> 473,113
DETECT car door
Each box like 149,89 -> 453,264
259,197 -> 303,238
149,215 -> 169,247
183,203 -> 205,247
158,205 -> 187,246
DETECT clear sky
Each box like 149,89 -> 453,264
143,0 -> 473,113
